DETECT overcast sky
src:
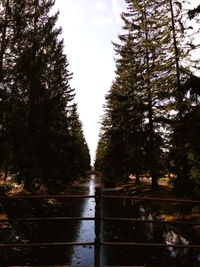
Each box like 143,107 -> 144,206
54,0 -> 126,163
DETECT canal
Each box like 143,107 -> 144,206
0,173 -> 200,266
69,174 -> 200,266
70,174 -> 97,266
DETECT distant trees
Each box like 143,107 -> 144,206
95,0 -> 200,193
0,0 -> 90,191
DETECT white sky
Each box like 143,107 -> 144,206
54,0 -> 126,163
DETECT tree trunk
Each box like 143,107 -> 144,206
0,0 -> 9,81
135,172 -> 140,185
169,0 -> 182,118
151,170 -> 159,191
143,0 -> 158,190
3,169 -> 8,182
169,0 -> 188,184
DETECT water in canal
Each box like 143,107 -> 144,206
66,174 -> 200,266
69,174 -> 96,266
0,174 -> 200,266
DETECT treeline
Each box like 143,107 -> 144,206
95,0 -> 200,195
0,0 -> 90,192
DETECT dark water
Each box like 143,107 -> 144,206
0,174 -> 200,266
101,197 -> 200,267
0,174 -> 100,266
70,174 -> 97,265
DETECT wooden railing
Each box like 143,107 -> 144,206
0,188 -> 200,266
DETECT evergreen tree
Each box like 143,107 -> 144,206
96,32 -> 148,184
0,0 -> 90,191
168,1 -> 200,193
0,0 -> 13,177
67,104 -> 91,178
96,0 -> 199,191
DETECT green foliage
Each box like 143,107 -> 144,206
96,0 -> 200,194
0,0 -> 90,192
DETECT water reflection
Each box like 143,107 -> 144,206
164,229 -> 191,263
70,175 -> 96,266
102,200 -> 200,267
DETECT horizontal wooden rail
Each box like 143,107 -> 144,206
8,266 -> 173,267
0,194 -> 199,203
9,266 -> 159,267
101,241 -> 200,249
0,241 -> 94,247
0,194 -> 95,200
101,195 -> 200,203
101,217 -> 200,225
9,266 -> 90,267
0,216 -> 94,222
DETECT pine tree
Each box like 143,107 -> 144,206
0,0 -> 13,177
67,104 -> 91,178
0,0 -> 90,191
98,32 -> 148,184
167,1 -> 200,193
96,0 -> 199,191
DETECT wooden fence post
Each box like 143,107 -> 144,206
95,186 -> 101,267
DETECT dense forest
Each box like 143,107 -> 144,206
0,0 -> 91,192
1,0 -> 200,196
95,0 -> 200,195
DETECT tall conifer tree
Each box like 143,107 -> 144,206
96,0 -> 199,191
0,0 -> 90,190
